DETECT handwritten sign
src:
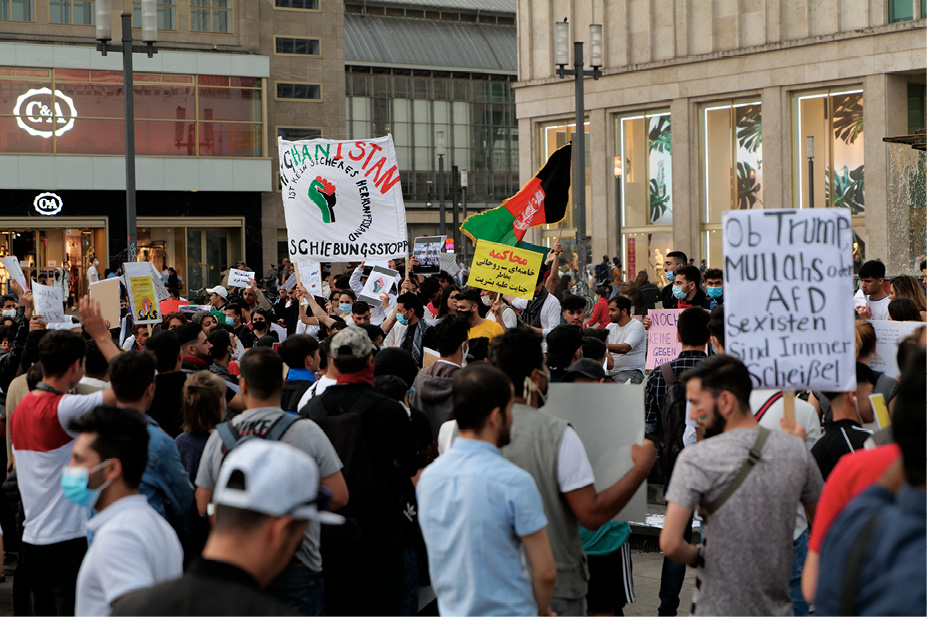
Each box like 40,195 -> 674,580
227,268 -> 256,289
646,309 -> 684,370
295,261 -> 323,296
89,277 -> 121,327
723,209 -> 855,390
281,272 -> 298,292
123,262 -> 161,325
148,262 -> 170,302
868,319 -> 924,380
468,240 -> 544,300
33,281 -> 65,324
1,256 -> 27,290
359,265 -> 400,306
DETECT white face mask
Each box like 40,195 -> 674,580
481,294 -> 493,307
1,309 -> 15,318
522,371 -> 549,407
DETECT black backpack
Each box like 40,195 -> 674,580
659,362 -> 688,482
216,412 -> 303,461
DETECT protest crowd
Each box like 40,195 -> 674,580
0,235 -> 922,617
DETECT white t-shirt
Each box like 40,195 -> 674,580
87,265 -> 99,284
866,295 -> 890,321
606,319 -> 647,373
296,375 -> 338,412
76,495 -> 183,617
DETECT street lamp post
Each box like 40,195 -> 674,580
806,136 -> 815,208
436,131 -> 446,236
95,0 -> 158,264
555,19 -> 602,290
614,155 -> 622,267
451,164 -> 459,253
460,170 -> 468,262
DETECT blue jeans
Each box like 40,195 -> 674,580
790,530 -> 810,616
266,560 -> 324,616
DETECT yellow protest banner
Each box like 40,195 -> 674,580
469,239 -> 544,300
869,393 -> 891,429
123,262 -> 161,325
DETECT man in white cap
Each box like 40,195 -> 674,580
193,346 -> 348,615
113,439 -> 344,616
205,285 -> 228,311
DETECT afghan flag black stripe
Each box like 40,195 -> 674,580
461,143 -> 572,246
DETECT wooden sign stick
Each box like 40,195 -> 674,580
147,324 -> 153,337
783,391 -> 796,430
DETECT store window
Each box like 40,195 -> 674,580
700,100 -> 763,266
191,0 -> 230,33
275,36 -> 320,56
276,82 -> 321,100
133,0 -> 175,30
888,0 -> 925,22
277,127 -> 322,141
275,0 -> 318,8
537,122 -> 590,259
615,110 -> 672,282
1,0 -> 32,20
49,0 -> 93,24
0,68 -> 262,157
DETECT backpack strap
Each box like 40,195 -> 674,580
660,361 -> 677,386
701,426 -> 770,517
216,421 -> 240,452
754,392 -> 784,422
838,511 -> 884,616
264,413 -> 302,443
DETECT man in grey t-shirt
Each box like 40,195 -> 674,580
194,347 -> 348,615
659,355 -> 823,616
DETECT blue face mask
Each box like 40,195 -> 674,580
60,460 -> 112,510
672,284 -> 688,300
706,286 -> 723,299
396,312 -> 409,326
339,303 -> 352,314
665,270 -> 676,282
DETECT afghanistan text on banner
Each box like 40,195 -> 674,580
468,240 -> 544,300
723,209 -> 855,391
279,137 -> 409,261
460,143 -> 571,246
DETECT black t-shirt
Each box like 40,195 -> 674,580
111,558 -> 298,616
811,418 -> 873,480
149,372 -> 187,438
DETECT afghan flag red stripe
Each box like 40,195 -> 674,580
461,143 -> 572,246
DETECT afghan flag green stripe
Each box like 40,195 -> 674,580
461,143 -> 572,247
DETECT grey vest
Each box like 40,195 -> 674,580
502,403 -> 589,600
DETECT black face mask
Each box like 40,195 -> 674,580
253,320 -> 267,331
456,309 -> 472,321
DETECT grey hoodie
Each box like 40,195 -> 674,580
410,360 -> 460,439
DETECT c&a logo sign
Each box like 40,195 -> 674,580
13,88 -> 78,139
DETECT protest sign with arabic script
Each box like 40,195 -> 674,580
123,262 -> 161,325
227,268 -> 255,289
723,209 -> 855,391
468,240 -> 544,300
279,137 -> 409,261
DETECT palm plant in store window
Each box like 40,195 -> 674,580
648,117 -> 672,223
827,92 -> 865,214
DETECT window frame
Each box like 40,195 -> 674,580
48,0 -> 94,25
274,81 -> 323,102
0,0 -> 35,21
276,126 -> 324,141
273,0 -> 320,12
273,35 -> 321,57
132,0 -> 177,31
190,0 -> 232,34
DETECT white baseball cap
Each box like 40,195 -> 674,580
213,439 -> 344,524
206,285 -> 228,299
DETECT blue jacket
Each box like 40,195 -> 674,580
141,414 -> 195,519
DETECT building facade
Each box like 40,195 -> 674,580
515,0 -> 926,281
0,0 -> 345,295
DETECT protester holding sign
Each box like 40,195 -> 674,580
856,260 -> 890,320
605,296 -> 647,384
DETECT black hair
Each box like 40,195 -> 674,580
561,295 -> 586,313
396,292 -> 425,318
419,277 -> 441,301
352,300 -> 370,315
109,351 -> 157,404
677,306 -> 710,347
0,294 -> 15,306
704,268 -> 723,281
208,329 -> 233,361
821,362 -> 877,401
888,298 -> 921,322
26,361 -> 43,390
39,330 -> 86,378
489,328 -> 543,390
595,286 -> 609,298
667,251 -> 688,265
582,336 -> 607,361
318,336 -> 331,371
224,303 -> 243,317
921,259 -> 926,272
680,354 -> 752,413
453,363 -> 513,431
84,340 -> 108,379
332,275 -> 351,292
892,349 -> 926,485
175,322 -> 204,349
252,307 -> 271,320
468,336 -> 490,362
707,305 -> 725,348
359,323 -> 385,344
858,260 -> 886,280
608,295 -> 632,314
373,374 -> 408,402
455,288 -> 481,306
68,405 -> 150,489
278,334 -> 320,369
239,347 -> 284,399
432,316 -> 470,357
675,265 -> 701,288
436,285 -> 460,318
337,289 -> 356,302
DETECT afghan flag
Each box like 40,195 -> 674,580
461,143 -> 571,247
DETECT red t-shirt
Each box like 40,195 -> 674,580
808,443 -> 900,553
584,297 -> 609,328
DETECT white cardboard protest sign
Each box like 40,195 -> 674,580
33,281 -> 65,324
295,261 -> 323,296
279,137 -> 409,261
227,268 -> 256,289
723,209 -> 855,391
148,262 -> 170,302
868,319 -> 924,380
1,256 -> 27,290
358,265 -> 400,306
545,383 -> 647,523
